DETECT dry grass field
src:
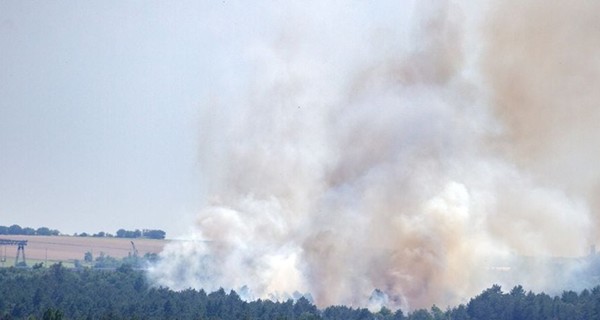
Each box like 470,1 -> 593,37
0,235 -> 168,267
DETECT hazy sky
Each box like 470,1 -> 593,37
0,1 -> 260,237
0,1 -> 410,237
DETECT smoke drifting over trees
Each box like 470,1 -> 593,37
149,0 -> 600,310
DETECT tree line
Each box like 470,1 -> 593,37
0,225 -> 166,240
0,225 -> 59,236
82,251 -> 159,269
115,229 -> 166,240
74,229 -> 165,239
1,263 -> 600,319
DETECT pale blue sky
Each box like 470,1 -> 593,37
0,1 -> 253,236
0,1 -> 412,237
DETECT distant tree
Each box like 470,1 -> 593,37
37,227 -> 52,236
116,263 -> 134,273
378,306 -> 393,317
467,284 -> 506,320
562,290 -> 579,304
115,228 -> 153,238
0,225 -> 8,234
294,296 -> 318,316
430,305 -> 444,320
42,308 -> 63,320
144,229 -> 166,239
84,251 -> 93,262
94,252 -> 120,268
95,252 -> 106,262
143,252 -> 159,263
80,232 -> 89,237
323,304 -> 369,320
22,227 -> 36,235
394,309 -> 406,320
448,305 -> 469,320
510,285 -> 526,298
410,309 -> 433,320
8,224 -> 23,235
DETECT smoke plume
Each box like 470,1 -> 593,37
149,0 -> 600,310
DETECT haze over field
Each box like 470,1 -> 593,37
150,0 -> 600,311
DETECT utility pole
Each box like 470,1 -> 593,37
130,241 -> 139,258
1,246 -> 5,267
0,239 -> 28,267
15,242 -> 26,266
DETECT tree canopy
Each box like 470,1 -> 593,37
1,264 -> 600,320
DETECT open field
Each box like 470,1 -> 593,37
0,235 -> 168,267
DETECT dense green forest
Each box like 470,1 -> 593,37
1,263 -> 600,319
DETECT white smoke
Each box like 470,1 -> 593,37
149,0 -> 600,310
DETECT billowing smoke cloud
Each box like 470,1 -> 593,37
483,0 -> 600,242
149,0 -> 600,310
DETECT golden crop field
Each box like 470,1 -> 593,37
0,235 -> 168,267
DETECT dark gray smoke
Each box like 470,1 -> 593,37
149,0 -> 600,310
